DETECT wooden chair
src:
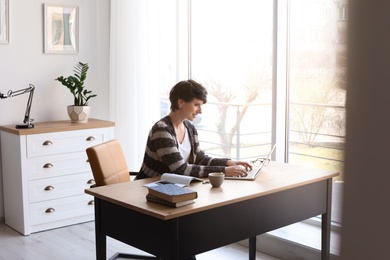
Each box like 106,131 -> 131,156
86,139 -> 158,260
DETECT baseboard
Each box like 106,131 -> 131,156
238,233 -> 340,260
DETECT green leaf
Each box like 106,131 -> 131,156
55,62 -> 96,106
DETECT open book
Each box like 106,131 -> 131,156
144,173 -> 204,188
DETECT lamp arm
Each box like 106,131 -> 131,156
6,84 -> 35,98
1,84 -> 35,128
22,84 -> 35,124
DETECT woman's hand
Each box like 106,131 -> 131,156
224,160 -> 252,177
226,160 -> 252,169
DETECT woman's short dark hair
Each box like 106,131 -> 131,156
169,80 -> 208,111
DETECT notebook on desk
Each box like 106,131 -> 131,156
225,144 -> 276,181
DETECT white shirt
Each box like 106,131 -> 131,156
178,129 -> 191,162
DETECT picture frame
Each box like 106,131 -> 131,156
44,4 -> 79,54
0,0 -> 9,44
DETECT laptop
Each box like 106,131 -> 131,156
225,144 -> 276,181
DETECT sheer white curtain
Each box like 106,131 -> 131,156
110,0 -> 161,171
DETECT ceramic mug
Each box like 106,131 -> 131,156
208,172 -> 225,187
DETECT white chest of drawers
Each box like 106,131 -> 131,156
0,119 -> 115,235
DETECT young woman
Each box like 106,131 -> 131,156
136,79 -> 251,180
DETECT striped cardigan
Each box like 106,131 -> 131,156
136,116 -> 229,179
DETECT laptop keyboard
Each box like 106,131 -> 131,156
229,167 -> 260,178
246,167 -> 260,177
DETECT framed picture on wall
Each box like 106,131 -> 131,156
44,4 -> 79,54
0,0 -> 9,44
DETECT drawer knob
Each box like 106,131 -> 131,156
87,179 -> 96,185
45,208 -> 55,213
42,140 -> 53,146
86,136 -> 95,141
88,200 -> 95,206
44,185 -> 54,191
43,163 -> 53,169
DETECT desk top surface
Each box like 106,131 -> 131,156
85,161 -> 339,220
0,118 -> 115,135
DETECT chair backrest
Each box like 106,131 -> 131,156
86,139 -> 130,186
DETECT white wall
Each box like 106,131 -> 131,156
0,0 -> 110,219
340,1 -> 390,259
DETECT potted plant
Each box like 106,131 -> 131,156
55,62 -> 97,123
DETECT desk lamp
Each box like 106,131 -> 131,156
0,84 -> 35,129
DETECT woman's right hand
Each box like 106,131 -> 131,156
224,165 -> 248,177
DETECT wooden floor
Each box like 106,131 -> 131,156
0,221 -> 280,260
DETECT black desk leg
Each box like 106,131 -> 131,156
95,198 -> 107,260
321,179 -> 333,260
249,237 -> 256,260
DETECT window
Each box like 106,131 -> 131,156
189,0 -> 274,160
287,0 -> 346,186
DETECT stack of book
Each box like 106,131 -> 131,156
145,183 -> 198,208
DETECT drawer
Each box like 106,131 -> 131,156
26,128 -> 109,158
29,173 -> 95,203
27,152 -> 91,180
29,194 -> 95,226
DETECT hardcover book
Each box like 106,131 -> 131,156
146,194 -> 195,208
146,183 -> 198,203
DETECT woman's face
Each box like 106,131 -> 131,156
179,98 -> 203,121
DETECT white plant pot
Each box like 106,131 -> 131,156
67,105 -> 91,123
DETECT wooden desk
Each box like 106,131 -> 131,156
85,162 -> 338,260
